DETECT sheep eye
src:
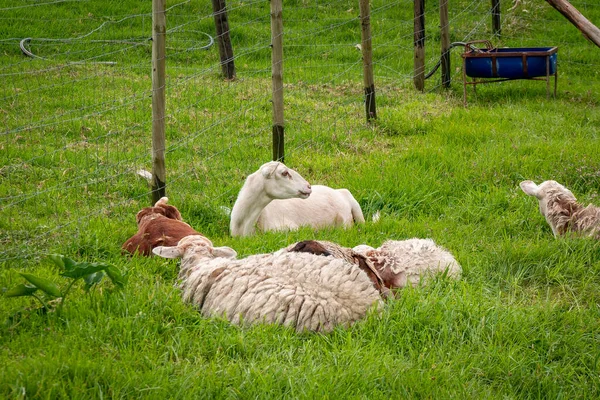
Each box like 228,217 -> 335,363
281,170 -> 290,178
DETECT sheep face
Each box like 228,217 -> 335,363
520,180 -> 578,236
153,235 -> 237,261
260,161 -> 312,200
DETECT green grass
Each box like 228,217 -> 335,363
2,0 -> 600,398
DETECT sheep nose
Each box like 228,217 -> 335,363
307,183 -> 311,189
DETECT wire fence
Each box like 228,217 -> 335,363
1,0 -> 598,263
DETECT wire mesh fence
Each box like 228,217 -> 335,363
1,0 -> 598,264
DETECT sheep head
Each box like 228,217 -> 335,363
153,235 -> 237,260
135,196 -> 183,225
259,161 -> 312,200
122,197 -> 203,256
520,180 -> 579,236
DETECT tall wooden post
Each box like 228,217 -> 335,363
270,0 -> 284,162
440,0 -> 450,88
359,0 -> 376,121
545,0 -> 600,48
491,0 -> 501,36
151,0 -> 166,203
212,0 -> 236,79
414,0 -> 425,91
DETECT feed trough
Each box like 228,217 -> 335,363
461,40 -> 558,105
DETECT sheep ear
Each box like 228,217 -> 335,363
260,162 -> 279,178
152,246 -> 183,259
154,197 -> 169,206
212,246 -> 237,259
520,180 -> 541,198
160,204 -> 183,221
135,208 -> 152,225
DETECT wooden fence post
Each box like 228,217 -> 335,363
151,0 -> 166,203
492,0 -> 501,36
414,0 -> 425,91
440,0 -> 450,88
545,0 -> 600,48
212,0 -> 236,79
270,0 -> 284,162
359,0 -> 377,121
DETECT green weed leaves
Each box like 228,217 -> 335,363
4,254 -> 127,314
4,283 -> 38,298
47,254 -> 127,288
19,273 -> 61,297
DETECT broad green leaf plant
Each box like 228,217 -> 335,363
4,255 -> 127,314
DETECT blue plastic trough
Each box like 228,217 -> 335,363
461,40 -> 558,105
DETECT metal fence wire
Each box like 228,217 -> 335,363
1,0 -> 598,263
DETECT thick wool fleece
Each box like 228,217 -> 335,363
178,252 -> 382,333
521,180 -> 600,238
285,238 -> 461,291
363,239 -> 461,288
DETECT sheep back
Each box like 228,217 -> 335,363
180,252 -> 382,333
258,185 -> 364,231
367,239 -> 461,288
286,240 -> 388,296
572,205 -> 600,238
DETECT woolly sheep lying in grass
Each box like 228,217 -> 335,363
520,179 -> 600,238
230,161 -> 365,237
153,235 -> 382,332
285,238 -> 461,293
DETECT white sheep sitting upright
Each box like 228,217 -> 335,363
520,179 -> 600,238
285,238 -> 461,293
230,161 -> 365,237
153,235 -> 383,333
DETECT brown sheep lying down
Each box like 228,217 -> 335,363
122,197 -> 206,256
520,179 -> 600,239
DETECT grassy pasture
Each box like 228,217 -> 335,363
1,0 -> 600,398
